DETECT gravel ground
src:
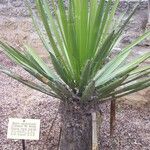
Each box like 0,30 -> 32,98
100,98 -> 150,150
0,7 -> 150,149
0,54 -> 60,150
0,51 -> 150,150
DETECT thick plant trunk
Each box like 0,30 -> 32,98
58,102 -> 101,150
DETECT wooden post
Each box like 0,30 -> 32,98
92,112 -> 102,150
22,140 -> 26,150
110,98 -> 116,137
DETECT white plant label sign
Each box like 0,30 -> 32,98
7,118 -> 40,140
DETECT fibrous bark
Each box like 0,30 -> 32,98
58,101 -> 101,150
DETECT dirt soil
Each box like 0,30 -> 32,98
0,55 -> 150,150
0,7 -> 150,150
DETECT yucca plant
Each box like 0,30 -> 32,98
0,0 -> 150,149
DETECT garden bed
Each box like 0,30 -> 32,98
0,2 -> 150,149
